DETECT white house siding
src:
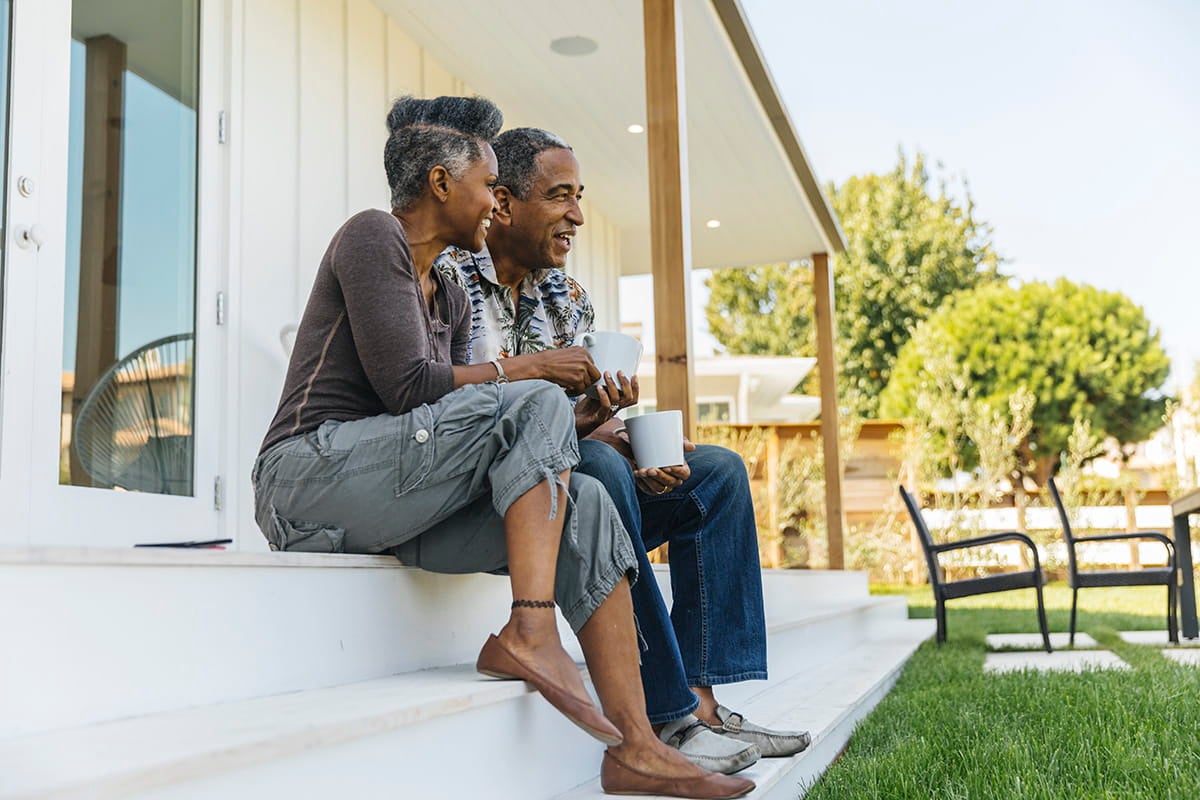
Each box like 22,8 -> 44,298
233,0 -> 623,547
566,197 -> 622,334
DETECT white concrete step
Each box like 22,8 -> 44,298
0,663 -> 609,800
759,569 -> 870,617
716,595 -> 911,712
0,594 -> 931,799
556,621 -> 936,800
0,547 -> 524,738
0,548 -> 875,739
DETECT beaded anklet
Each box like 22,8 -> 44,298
511,599 -> 555,609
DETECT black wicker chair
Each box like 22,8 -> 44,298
1047,477 -> 1177,645
899,486 -> 1052,652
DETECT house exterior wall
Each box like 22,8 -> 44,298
231,0 -> 622,547
566,197 -> 621,334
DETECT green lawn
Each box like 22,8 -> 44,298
803,583 -> 1200,800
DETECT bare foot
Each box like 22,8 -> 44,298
495,615 -> 590,702
608,730 -> 713,780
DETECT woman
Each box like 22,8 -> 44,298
252,95 -> 752,798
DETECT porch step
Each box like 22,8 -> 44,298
556,623 -> 935,800
0,547 -> 525,738
760,568 -> 871,618
0,547 -> 873,738
0,593 -> 931,799
0,663 -> 598,800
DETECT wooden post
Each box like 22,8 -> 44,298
70,35 -> 126,485
812,252 -> 845,568
765,426 -> 781,568
642,0 -> 696,438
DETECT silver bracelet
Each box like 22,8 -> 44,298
490,358 -> 509,384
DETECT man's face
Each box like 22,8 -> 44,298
504,148 -> 585,270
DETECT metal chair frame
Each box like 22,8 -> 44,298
1047,477 -> 1177,645
899,486 -> 1052,652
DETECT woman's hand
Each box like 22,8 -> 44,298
574,371 -> 637,438
507,347 -> 600,396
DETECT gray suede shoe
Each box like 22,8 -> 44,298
658,714 -> 762,775
712,704 -> 812,757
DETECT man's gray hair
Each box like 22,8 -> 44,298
384,95 -> 504,210
492,127 -> 573,200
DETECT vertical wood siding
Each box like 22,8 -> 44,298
567,197 -> 621,333
235,0 -> 625,544
241,0 -> 623,322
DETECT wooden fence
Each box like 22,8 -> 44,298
700,421 -> 1180,578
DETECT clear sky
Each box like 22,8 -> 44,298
626,0 -> 1200,391
63,40 -> 196,370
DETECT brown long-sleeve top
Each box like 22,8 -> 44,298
260,210 -> 470,454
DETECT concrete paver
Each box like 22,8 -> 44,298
1118,630 -> 1200,647
985,633 -> 1097,650
983,650 -> 1129,674
1162,649 -> 1200,666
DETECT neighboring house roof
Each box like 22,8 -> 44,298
375,0 -> 846,273
637,354 -> 819,423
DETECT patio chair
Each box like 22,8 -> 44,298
899,486 -> 1052,652
1046,477 -> 1177,645
72,333 -> 194,496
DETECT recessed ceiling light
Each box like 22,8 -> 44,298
550,36 -> 598,56
705,219 -> 721,229
626,124 -> 645,134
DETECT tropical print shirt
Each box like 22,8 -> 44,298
434,245 -> 594,364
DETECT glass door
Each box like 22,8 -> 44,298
5,0 -> 225,547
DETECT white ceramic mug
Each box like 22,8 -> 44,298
581,331 -> 643,399
623,410 -> 686,469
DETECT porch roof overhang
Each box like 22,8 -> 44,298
73,0 -> 197,107
374,0 -> 846,274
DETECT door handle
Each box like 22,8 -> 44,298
14,224 -> 46,250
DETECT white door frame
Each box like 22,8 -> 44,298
10,0 -> 230,548
0,0 -> 60,546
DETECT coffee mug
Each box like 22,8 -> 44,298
623,410 -> 686,469
581,331 -> 643,399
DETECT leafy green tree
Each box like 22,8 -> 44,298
705,150 -> 1002,413
704,262 -> 813,356
880,278 -> 1171,482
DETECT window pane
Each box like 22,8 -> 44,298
698,401 -> 731,423
59,1 -> 199,496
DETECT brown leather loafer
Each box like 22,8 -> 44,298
600,750 -> 756,798
476,634 -> 623,746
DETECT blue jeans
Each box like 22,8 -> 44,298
576,439 -> 768,724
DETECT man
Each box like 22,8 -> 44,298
436,127 -> 811,775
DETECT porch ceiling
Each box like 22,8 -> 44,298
73,0 -> 196,108
374,0 -> 845,275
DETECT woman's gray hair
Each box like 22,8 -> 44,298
384,95 -> 503,210
492,127 -> 573,200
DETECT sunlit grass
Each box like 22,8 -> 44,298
801,582 -> 1200,800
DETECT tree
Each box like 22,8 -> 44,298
880,278 -> 1171,482
704,262 -> 813,357
704,150 -> 1002,413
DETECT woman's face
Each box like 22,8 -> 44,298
445,143 -> 500,252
